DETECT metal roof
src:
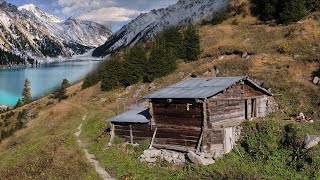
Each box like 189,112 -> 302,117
108,107 -> 151,123
143,76 -> 272,99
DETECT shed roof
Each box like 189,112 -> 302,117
143,76 -> 272,99
108,108 -> 151,123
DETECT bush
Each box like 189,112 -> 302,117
206,8 -> 230,25
277,42 -> 292,54
251,0 -> 314,23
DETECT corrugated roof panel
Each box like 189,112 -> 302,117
144,76 -> 272,99
108,108 -> 151,123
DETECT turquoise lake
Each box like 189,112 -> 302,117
0,61 -> 99,106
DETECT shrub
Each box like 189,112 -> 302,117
208,8 -> 230,25
277,42 -> 292,54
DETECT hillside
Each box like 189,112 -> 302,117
93,0 -> 228,57
0,1 -> 320,179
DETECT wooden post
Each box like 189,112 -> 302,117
130,125 -> 133,144
203,100 -> 208,129
109,124 -> 115,145
196,130 -> 204,153
149,126 -> 158,149
197,99 -> 208,153
149,101 -> 155,130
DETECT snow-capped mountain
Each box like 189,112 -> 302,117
0,1 -> 112,59
18,4 -> 63,23
93,0 -> 229,57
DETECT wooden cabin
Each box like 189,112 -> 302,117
108,108 -> 153,144
143,76 -> 273,155
108,76 -> 274,157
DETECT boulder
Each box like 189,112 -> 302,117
145,157 -> 157,163
187,151 -> 215,166
313,76 -> 319,85
304,134 -> 320,149
143,149 -> 162,158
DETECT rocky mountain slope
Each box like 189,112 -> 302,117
0,1 -> 112,60
93,0 -> 229,57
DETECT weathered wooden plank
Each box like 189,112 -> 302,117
154,138 -> 198,147
154,118 -> 202,127
153,112 -> 202,118
209,112 -> 245,122
156,125 -> 202,131
153,107 -> 201,114
153,144 -> 196,152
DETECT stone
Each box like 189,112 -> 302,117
144,149 -> 162,158
149,82 -> 156,90
293,54 -> 301,60
164,156 -> 173,163
241,52 -> 248,59
313,76 -> 319,85
145,157 -> 157,163
177,72 -> 184,79
305,134 -> 320,149
187,151 -> 215,166
100,98 -> 107,103
0,105 -> 8,112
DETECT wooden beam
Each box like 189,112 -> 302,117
196,130 -> 204,153
149,102 -> 155,130
149,126 -> 158,149
109,123 -> 115,145
129,125 -> 133,144
153,144 -> 196,152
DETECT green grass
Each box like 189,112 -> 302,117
79,109 -> 320,180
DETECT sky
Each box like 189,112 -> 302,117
6,0 -> 178,31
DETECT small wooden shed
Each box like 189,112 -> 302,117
108,108 -> 153,144
143,76 -> 273,155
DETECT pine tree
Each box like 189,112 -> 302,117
100,55 -> 124,91
183,25 -> 201,61
22,79 -> 32,104
144,41 -> 177,82
279,0 -> 307,23
57,79 -> 70,100
305,0 -> 320,12
15,98 -> 23,109
122,43 -> 147,86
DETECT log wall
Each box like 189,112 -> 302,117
114,123 -> 153,143
151,99 -> 203,149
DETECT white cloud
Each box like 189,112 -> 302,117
77,7 -> 142,22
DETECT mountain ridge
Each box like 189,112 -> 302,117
0,1 -> 112,62
93,0 -> 229,57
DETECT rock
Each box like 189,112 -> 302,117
187,151 -> 215,166
304,134 -> 320,149
149,82 -> 156,90
164,156 -> 173,163
125,85 -> 133,91
241,52 -> 248,58
133,85 -> 145,97
99,98 -> 107,103
0,105 -> 8,112
177,72 -> 184,79
293,54 -> 301,60
145,157 -> 157,163
143,149 -> 162,158
313,76 -> 319,85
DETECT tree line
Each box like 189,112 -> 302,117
0,48 -> 35,67
82,25 -> 201,91
251,0 -> 320,23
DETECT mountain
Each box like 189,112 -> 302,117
0,1 -> 112,61
93,0 -> 229,57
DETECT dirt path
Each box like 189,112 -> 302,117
75,115 -> 115,180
